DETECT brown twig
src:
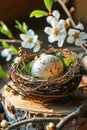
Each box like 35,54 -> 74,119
0,39 -> 21,43
56,99 -> 87,129
57,0 -> 76,27
7,117 -> 60,130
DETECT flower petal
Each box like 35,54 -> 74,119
58,39 -> 64,47
6,55 -> 12,61
46,16 -> 54,24
27,29 -> 35,37
75,23 -> 84,30
75,39 -> 82,46
33,41 -> 41,52
67,36 -> 74,43
59,19 -> 66,26
44,27 -> 53,35
21,41 -> 34,49
27,42 -> 35,49
51,19 -> 59,28
57,34 -> 66,42
52,10 -> 60,20
48,34 -> 57,43
80,32 -> 87,39
21,42 -> 28,48
68,28 -> 80,35
59,28 -> 66,35
33,35 -> 38,43
20,34 -> 27,41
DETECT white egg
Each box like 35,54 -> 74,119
31,54 -> 64,80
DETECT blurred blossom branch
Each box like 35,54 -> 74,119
0,39 -> 21,43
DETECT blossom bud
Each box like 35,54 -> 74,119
70,7 -> 75,13
46,122 -> 56,130
66,18 -> 72,27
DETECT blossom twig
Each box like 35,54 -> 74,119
57,0 -> 76,27
0,39 -> 21,43
81,43 -> 87,54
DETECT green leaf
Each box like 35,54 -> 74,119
30,10 -> 48,18
15,20 -> 28,34
10,45 -> 18,54
22,22 -> 28,33
56,52 -> 64,63
0,21 -> 13,38
44,0 -> 53,11
0,65 -> 8,78
1,41 -> 10,48
64,56 -> 76,67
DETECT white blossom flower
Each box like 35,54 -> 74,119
1,48 -> 13,61
47,10 -> 60,24
67,23 -> 87,46
44,15 -> 66,47
47,10 -> 66,27
19,29 -> 38,49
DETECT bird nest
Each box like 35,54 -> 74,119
10,48 -> 82,102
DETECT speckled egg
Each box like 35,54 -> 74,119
31,54 -> 64,80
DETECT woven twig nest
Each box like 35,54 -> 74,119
10,48 -> 82,102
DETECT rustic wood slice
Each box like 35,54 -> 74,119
1,76 -> 87,114
1,76 -> 87,130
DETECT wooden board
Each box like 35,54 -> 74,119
1,75 -> 87,114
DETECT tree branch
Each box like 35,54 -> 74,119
0,39 -> 21,43
56,99 -> 87,130
57,0 -> 76,27
7,117 -> 60,130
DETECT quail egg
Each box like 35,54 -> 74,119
31,53 -> 64,80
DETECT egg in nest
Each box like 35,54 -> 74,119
31,54 -> 64,80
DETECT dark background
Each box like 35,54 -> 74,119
0,0 -> 87,44
0,0 -> 74,38
0,0 -> 86,40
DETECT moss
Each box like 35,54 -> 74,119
19,60 -> 34,75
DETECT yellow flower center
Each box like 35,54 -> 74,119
73,32 -> 79,39
53,28 -> 59,35
27,38 -> 33,43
